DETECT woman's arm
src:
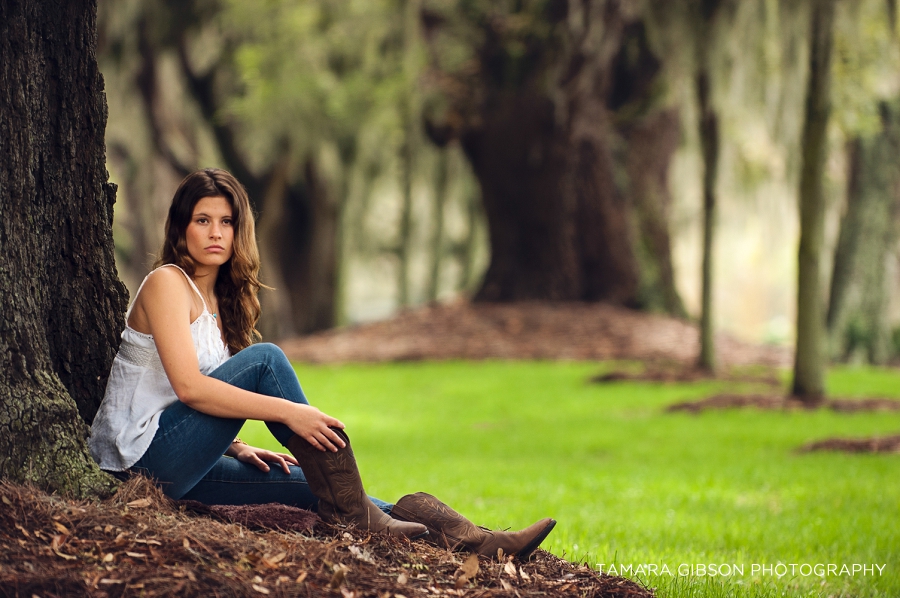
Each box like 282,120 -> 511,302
133,268 -> 345,452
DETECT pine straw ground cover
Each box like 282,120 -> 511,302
0,478 -> 652,598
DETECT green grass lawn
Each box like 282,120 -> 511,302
239,361 -> 900,598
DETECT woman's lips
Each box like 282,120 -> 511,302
206,245 -> 224,252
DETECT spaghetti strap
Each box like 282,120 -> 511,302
125,264 -> 207,319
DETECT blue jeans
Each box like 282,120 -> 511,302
130,343 -> 391,513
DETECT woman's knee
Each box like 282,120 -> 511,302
242,342 -> 286,362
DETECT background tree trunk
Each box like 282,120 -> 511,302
422,3 -> 684,308
625,109 -> 686,317
792,0 -> 837,402
464,91 -> 638,303
696,70 -> 720,372
0,0 -> 126,496
827,103 -> 900,364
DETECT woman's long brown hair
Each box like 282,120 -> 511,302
154,168 -> 263,353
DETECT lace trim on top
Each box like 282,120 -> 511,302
117,340 -> 166,374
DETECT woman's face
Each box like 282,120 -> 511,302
185,195 -> 234,271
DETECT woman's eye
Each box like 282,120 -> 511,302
223,219 -> 233,226
196,218 -> 208,224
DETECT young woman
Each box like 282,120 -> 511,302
90,168 -> 555,558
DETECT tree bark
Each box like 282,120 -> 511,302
792,0 -> 837,401
0,0 -> 127,496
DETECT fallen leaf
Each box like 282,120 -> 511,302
182,538 -> 191,549
124,551 -> 146,558
261,552 -> 287,568
1,495 -> 11,505
455,553 -> 480,588
296,571 -> 308,583
252,584 -> 270,595
397,572 -> 408,585
88,572 -> 102,588
134,538 -> 162,545
503,560 -> 517,577
14,524 -> 30,538
330,564 -> 349,589
102,553 -> 114,563
500,579 -> 513,590
99,579 -> 124,585
459,553 -> 479,579
54,549 -> 77,561
52,521 -> 70,534
348,545 -> 375,564
50,534 -> 65,550
341,589 -> 358,598
127,498 -> 152,508
520,569 -> 531,581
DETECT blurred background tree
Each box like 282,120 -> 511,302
98,0 -> 900,367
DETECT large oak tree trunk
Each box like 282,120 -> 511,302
435,5 -> 679,306
464,91 -> 638,302
0,0 -> 127,496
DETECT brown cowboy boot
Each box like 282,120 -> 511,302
286,429 -> 428,540
391,492 -> 555,560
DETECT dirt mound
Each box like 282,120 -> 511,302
667,394 -> 900,413
0,477 -> 653,598
280,301 -> 790,367
591,363 -> 781,386
799,435 -> 900,454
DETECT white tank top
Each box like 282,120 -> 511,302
89,264 -> 231,471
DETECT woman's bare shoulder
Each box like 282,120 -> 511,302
141,266 -> 192,296
131,266 -> 195,323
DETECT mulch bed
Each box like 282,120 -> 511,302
0,477 -> 653,598
666,394 -> 900,413
590,363 -> 781,386
279,301 -> 790,368
799,434 -> 900,454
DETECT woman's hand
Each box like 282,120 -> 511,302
286,404 -> 346,452
229,443 -> 299,474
